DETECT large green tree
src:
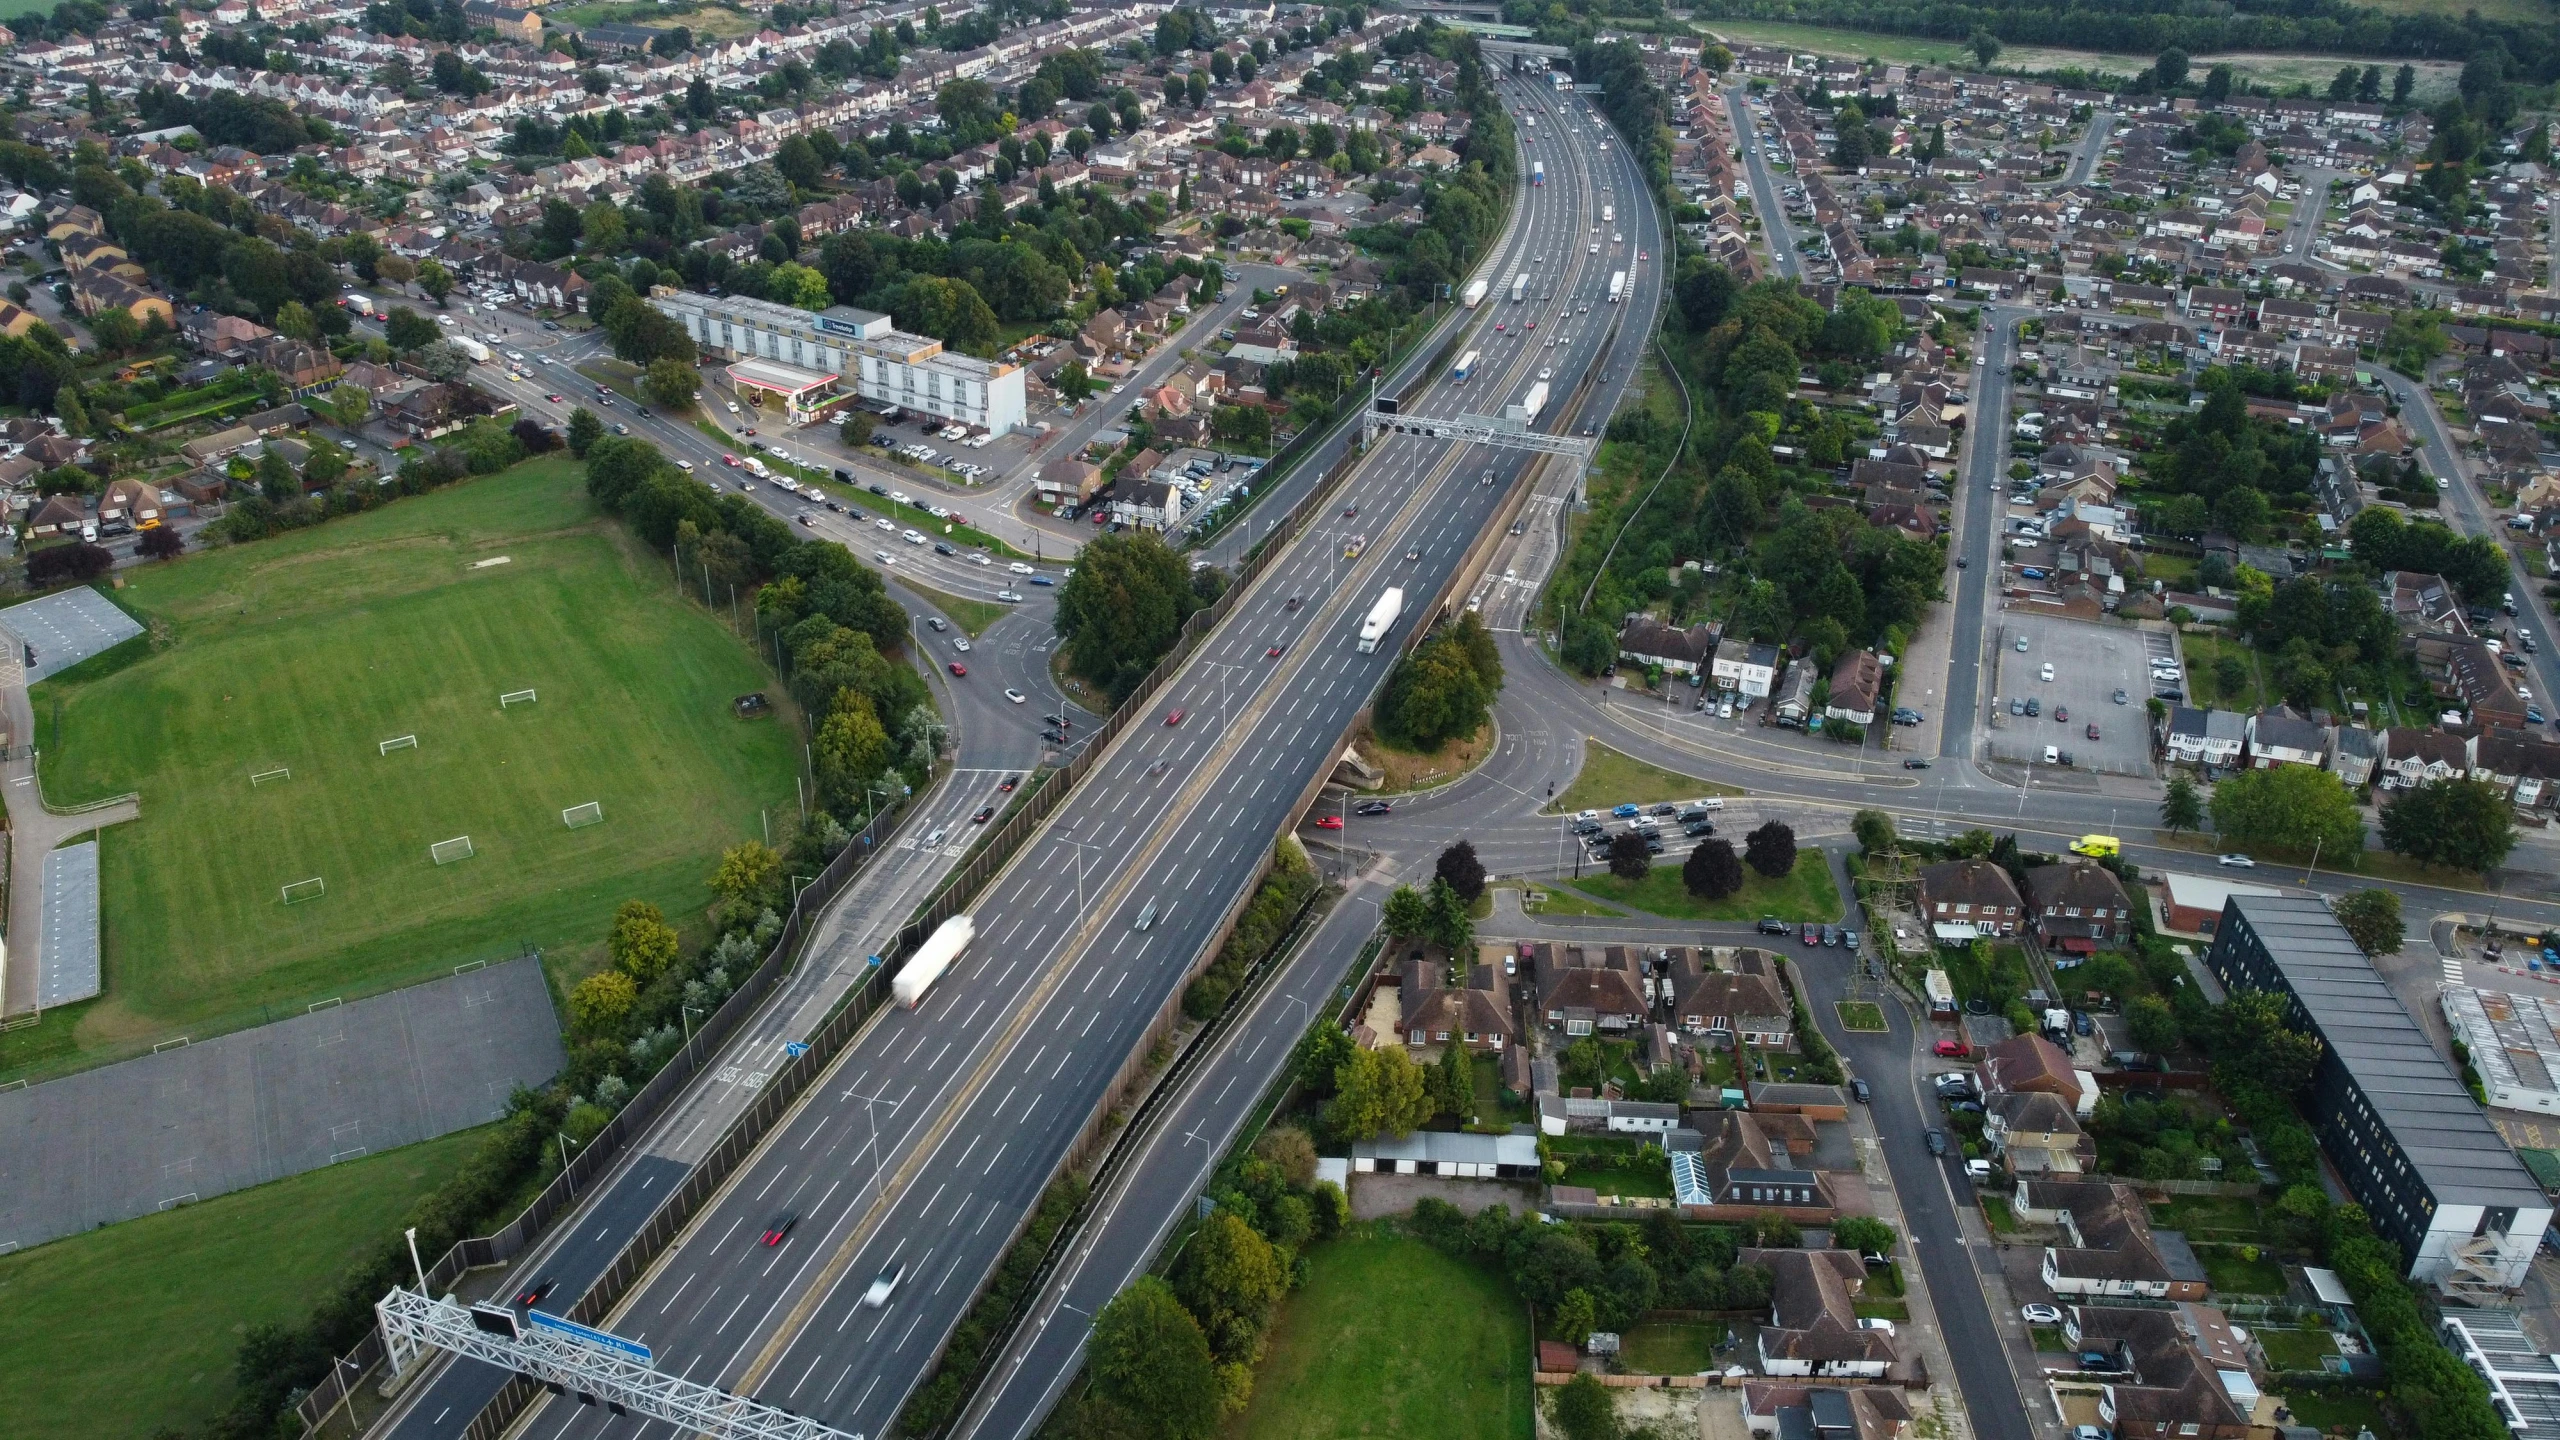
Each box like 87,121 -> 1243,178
2208,765 -> 2362,859
2333,888 -> 2405,957
2159,775 -> 2203,834
1088,1277 -> 1221,1440
1325,1043 -> 1431,1141
1054,532 -> 1207,701
2379,777 -> 2518,875
1683,837 -> 1741,899
1744,820 -> 1797,879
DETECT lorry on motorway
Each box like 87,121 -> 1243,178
1511,273 -> 1529,303
1356,587 -> 1405,653
1531,160 -> 1545,186
1453,349 -> 1479,382
1608,271 -> 1627,303
1506,381 -> 1549,424
1460,277 -> 1489,308
1602,204 -> 1615,223
893,915 -> 975,1007
450,335 -> 492,363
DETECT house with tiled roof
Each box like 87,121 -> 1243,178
1743,1248 -> 1902,1379
1398,958 -> 1513,1053
2062,1305 -> 2254,1440
1661,947 -> 1790,1050
2018,1181 -> 2205,1299
1916,859 -> 2023,940
1979,1032 -> 2095,1116
2022,862 -> 2134,950
1531,943 -> 1649,1036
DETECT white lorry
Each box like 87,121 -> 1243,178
893,915 -> 975,1008
1461,277 -> 1489,308
1356,587 -> 1405,654
1506,381 -> 1549,423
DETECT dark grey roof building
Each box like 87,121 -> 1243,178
2206,894 -> 2549,1296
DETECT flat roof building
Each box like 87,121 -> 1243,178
2443,985 -> 2560,1117
649,289 -> 1026,436
2206,894 -> 2549,1296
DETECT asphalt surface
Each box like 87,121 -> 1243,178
951,75 -> 1674,1438
1727,90 -> 1802,281
1945,308 -> 2028,760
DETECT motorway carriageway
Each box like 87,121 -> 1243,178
490,74 -> 1636,1440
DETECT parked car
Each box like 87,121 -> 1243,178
1757,917 -> 1790,935
2022,1303 -> 2063,1325
1933,1039 -> 1968,1058
1849,1078 -> 1871,1104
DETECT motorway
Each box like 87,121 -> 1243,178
948,68 -> 1675,1439
427,67 -> 1660,1440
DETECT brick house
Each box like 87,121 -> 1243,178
1917,859 -> 2024,940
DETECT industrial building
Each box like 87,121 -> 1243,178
2205,894 -> 2550,1295
647,289 -> 1027,434
2442,985 -> 2560,1117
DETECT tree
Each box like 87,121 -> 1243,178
2393,63 -> 2415,105
1325,1043 -> 1431,1141
2214,988 -> 2323,1098
383,305 -> 440,351
1054,531 -> 1208,701
1423,876 -> 1472,954
645,356 -> 697,411
2208,765 -> 2362,860
1088,1277 -> 1221,1440
815,689 -> 891,803
2379,777 -> 2518,875
2328,65 -> 2359,102
137,524 -> 185,561
1744,820 -> 1797,880
839,410 -> 875,448
566,406 -> 604,457
1174,1210 -> 1286,1357
413,340 -> 471,382
2333,889 -> 2405,958
1851,809 -> 1896,855
1057,360 -> 1096,401
2127,994 -> 2179,1054
1382,884 -> 1430,940
322,384 -> 372,430
25,542 -> 112,588
2154,47 -> 2190,89
2201,64 -> 2233,104
2159,775 -> 2202,834
568,969 -> 637,1030
1254,1125 -> 1316,1187
1967,27 -> 2000,67
1434,839 -> 1485,904
607,899 -> 680,980
1607,830 -> 1651,881
416,258 -> 453,306
1831,1216 -> 1895,1258
1549,1373 -> 1620,1440
1684,838 -> 1742,899
712,841 -> 782,906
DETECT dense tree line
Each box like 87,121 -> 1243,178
1685,0 -> 2557,71
1573,37 -> 1675,206
1376,613 -> 1502,750
1411,1199 -> 1778,1343
2137,370 -> 2323,543
2347,507 -> 2508,602
1053,531 -> 1222,702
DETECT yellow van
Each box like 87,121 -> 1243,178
2068,834 -> 2120,858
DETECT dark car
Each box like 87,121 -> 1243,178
2054,706 -> 2069,723
2079,1351 -> 2125,1373
1041,728 -> 1065,743
934,542 -> 956,556
1355,800 -> 1393,816
1903,758 -> 1930,769
2073,1010 -> 2094,1036
2024,698 -> 2040,717
1643,836 -> 1665,855
1819,925 -> 1840,947
1650,802 -> 1679,816
1683,818 -> 1716,836
999,774 -> 1020,792
972,805 -> 995,824
833,469 -> 853,483
516,1276 -> 557,1307
1924,1129 -> 1948,1156
1758,917 -> 1790,935
759,1214 -> 797,1247
869,483 -> 890,496
1849,1078 -> 1871,1103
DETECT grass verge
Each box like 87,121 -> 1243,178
1835,1000 -> 1888,1031
1547,738 -> 1744,814
1358,717 -> 1494,794
896,577 -> 1012,638
0,1128 -> 484,1440
1562,851 -> 1841,923
1230,1228 -> 1533,1440
10,457 -> 800,1080
1521,885 -> 1624,918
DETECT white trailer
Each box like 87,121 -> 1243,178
1505,381 -> 1549,424
1511,273 -> 1529,303
1356,587 -> 1405,654
1454,349 -> 1480,382
1602,204 -> 1615,223
450,335 -> 492,363
1608,271 -> 1628,304
1461,277 -> 1489,308
894,915 -> 975,1008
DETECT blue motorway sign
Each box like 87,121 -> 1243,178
783,1040 -> 810,1059
526,1309 -> 653,1365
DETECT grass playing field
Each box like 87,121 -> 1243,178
9,457 -> 800,1079
0,1126 -> 484,1440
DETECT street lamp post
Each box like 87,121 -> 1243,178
557,1133 -> 582,1199
405,1226 -> 428,1298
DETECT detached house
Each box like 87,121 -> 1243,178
1744,1248 -> 1902,1380
1532,944 -> 1649,1036
1399,959 -> 1513,1053
2063,1306 -> 2255,1440
2018,1181 -> 2208,1300
1662,948 -> 1791,1049
1826,649 -> 1885,726
1984,1091 -> 2092,1177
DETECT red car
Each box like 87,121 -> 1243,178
1933,1040 -> 1970,1058
1314,815 -> 1343,829
1525,320 -> 1536,330
515,1276 -> 557,1306
1165,708 -> 1186,726
948,661 -> 967,676
2085,723 -> 2101,741
722,453 -> 740,467
544,393 -> 564,403
1266,645 -> 1285,658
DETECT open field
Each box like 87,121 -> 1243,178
1696,19 -> 2464,99
14,457 -> 800,1075
1228,1228 -> 1533,1440
0,1127 -> 484,1440
1548,737 -> 1743,814
548,0 -> 763,37
1566,850 -> 1842,923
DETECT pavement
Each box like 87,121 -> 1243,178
0,954 -> 562,1253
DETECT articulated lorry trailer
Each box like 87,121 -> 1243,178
1356,587 -> 1405,654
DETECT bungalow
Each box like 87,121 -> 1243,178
2244,709 -> 2329,769
1399,959 -> 1513,1053
1826,649 -> 1884,726
96,476 -> 163,530
1744,1248 -> 1901,1379
1662,948 -> 1791,1049
1532,943 -> 1649,1036
2064,1306 -> 2255,1440
1675,1108 -> 1839,1216
1617,616 -> 1718,678
23,491 -> 84,541
2019,1181 -> 2208,1300
1771,658 -> 1817,727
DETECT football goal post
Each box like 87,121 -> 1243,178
561,801 -> 605,829
499,689 -> 538,708
281,877 -> 327,904
379,734 -> 418,755
430,836 -> 476,866
249,768 -> 290,786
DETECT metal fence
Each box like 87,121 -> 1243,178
298,793 -> 917,1438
